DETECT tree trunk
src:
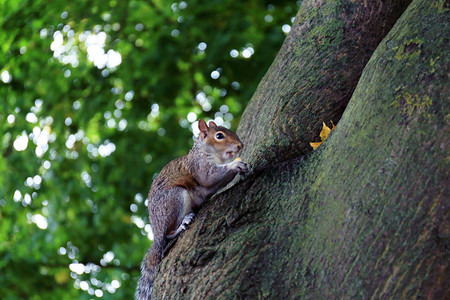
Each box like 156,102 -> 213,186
238,0 -> 411,166
152,0 -> 449,299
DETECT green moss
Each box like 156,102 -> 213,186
429,56 -> 439,73
393,38 -> 423,60
294,1 -> 343,55
445,114 -> 450,123
391,91 -> 433,115
430,56 -> 439,67
299,6 -> 319,21
309,18 -> 343,51
432,0 -> 450,12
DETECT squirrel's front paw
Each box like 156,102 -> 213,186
182,213 -> 195,226
230,160 -> 249,175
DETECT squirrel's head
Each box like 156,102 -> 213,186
198,119 -> 244,163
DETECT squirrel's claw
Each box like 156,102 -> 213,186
182,213 -> 195,226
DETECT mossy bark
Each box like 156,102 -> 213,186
238,0 -> 411,166
152,0 -> 448,299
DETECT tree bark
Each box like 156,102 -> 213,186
152,0 -> 448,299
238,0 -> 411,166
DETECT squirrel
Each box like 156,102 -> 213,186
135,119 -> 249,300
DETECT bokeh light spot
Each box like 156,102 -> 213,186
282,24 -> 291,33
230,49 -> 239,58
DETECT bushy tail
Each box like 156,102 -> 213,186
135,239 -> 165,300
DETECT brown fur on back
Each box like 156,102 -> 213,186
152,156 -> 198,190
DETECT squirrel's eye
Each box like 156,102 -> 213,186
215,132 -> 225,140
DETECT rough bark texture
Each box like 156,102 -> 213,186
152,0 -> 448,299
238,0 -> 411,166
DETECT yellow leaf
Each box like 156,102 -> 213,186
309,142 -> 322,150
310,121 -> 336,150
319,122 -> 331,142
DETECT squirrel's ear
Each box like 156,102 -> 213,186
208,121 -> 217,128
198,119 -> 208,138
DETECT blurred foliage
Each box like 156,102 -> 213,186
0,0 -> 299,299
